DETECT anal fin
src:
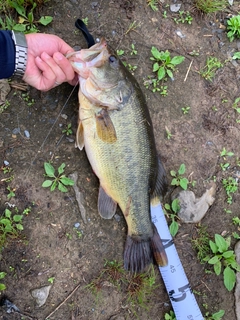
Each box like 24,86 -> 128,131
98,186 -> 117,219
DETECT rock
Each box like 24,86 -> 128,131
173,182 -> 216,223
170,3 -> 181,12
235,241 -> 240,320
31,285 -> 52,307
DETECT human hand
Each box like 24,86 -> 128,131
23,33 -> 78,91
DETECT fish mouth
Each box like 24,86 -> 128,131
67,38 -> 109,77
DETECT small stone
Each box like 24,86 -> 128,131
3,160 -> 9,166
170,3 -> 181,12
74,222 -> 80,228
175,29 -> 185,38
12,128 -> 20,135
61,114 -> 68,120
114,214 -> 121,222
24,130 -> 30,138
31,285 -> 52,307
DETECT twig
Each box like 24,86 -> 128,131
45,282 -> 82,319
184,60 -> 193,82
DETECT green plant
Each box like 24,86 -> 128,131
150,47 -> 185,81
170,163 -> 189,190
227,15 -> 240,42
0,272 -> 7,291
117,49 -> 125,56
48,276 -> 55,284
164,310 -> 176,320
147,0 -> 159,11
192,225 -> 211,263
130,43 -> 137,55
6,186 -> 15,200
22,92 -> 35,106
0,208 -> 24,247
127,265 -> 158,310
204,309 -> 225,320
233,52 -> 240,60
0,99 -> 10,113
164,199 -> 180,237
199,57 -> 223,81
222,177 -> 238,204
173,11 -> 193,24
232,216 -> 240,226
188,49 -> 200,56
220,147 -> 234,158
42,162 -> 74,193
232,97 -> 240,113
195,0 -> 227,14
82,17 -> 88,26
181,106 -> 190,114
0,0 -> 53,33
205,234 -> 240,291
165,127 -> 172,140
62,123 -> 73,136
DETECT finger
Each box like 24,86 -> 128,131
53,52 -> 75,82
34,56 -> 57,91
41,52 -> 67,84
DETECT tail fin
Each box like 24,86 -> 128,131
124,226 -> 168,273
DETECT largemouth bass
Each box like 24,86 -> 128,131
68,39 -> 168,272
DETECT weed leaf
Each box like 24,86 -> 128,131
180,178 -> 188,190
178,163 -> 186,175
214,260 -> 221,276
38,16 -> 53,26
50,180 -> 57,191
211,310 -> 225,319
16,223 -> 24,231
208,256 -> 220,264
44,162 -> 55,177
169,220 -> 179,237
58,163 -> 65,175
171,199 -> 180,213
0,272 -> 6,280
13,24 -> 26,32
151,47 -> 161,60
223,266 -> 236,291
13,215 -> 22,222
222,250 -> 234,259
215,234 -> 228,252
171,56 -> 185,65
153,62 -> 159,72
157,66 -> 166,80
5,209 -> 11,218
58,182 -> 68,193
42,180 -> 53,188
230,261 -> 240,272
60,176 -> 74,186
0,283 -> 6,291
166,69 -> 173,79
233,52 -> 240,60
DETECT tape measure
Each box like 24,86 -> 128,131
151,202 -> 204,320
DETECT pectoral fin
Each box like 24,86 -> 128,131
76,121 -> 84,150
95,109 -> 117,143
98,186 -> 117,219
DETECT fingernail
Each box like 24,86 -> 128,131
41,52 -> 51,60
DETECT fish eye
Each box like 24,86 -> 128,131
109,55 -> 118,68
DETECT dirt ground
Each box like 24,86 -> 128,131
1,0 -> 240,319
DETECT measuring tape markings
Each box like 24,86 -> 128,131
151,202 -> 204,320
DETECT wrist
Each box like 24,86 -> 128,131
11,31 -> 28,77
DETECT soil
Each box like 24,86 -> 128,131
1,0 -> 240,319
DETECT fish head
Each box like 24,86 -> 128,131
68,39 -> 130,109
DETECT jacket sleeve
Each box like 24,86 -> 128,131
0,30 -> 15,79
